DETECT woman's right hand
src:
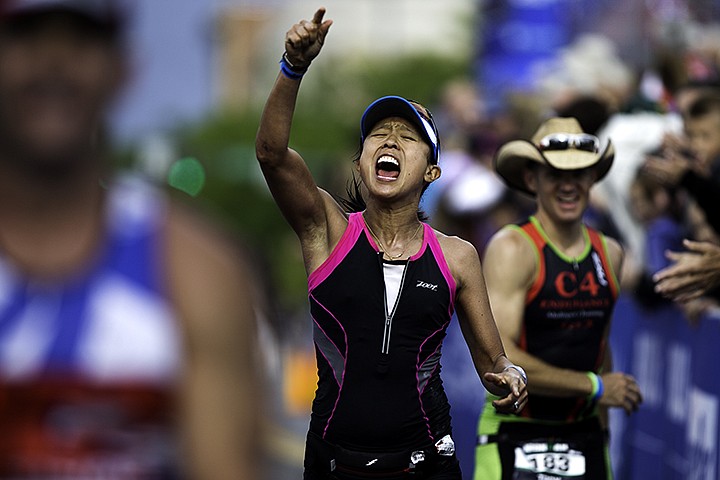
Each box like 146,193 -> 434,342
284,7 -> 333,69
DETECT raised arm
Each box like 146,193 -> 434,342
442,234 -> 528,414
255,8 -> 335,248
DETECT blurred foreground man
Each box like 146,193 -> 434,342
0,1 -> 261,478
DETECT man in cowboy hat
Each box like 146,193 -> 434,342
473,117 -> 643,480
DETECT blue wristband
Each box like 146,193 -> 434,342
586,372 -> 603,402
595,374 -> 604,402
280,59 -> 303,79
279,53 -> 307,80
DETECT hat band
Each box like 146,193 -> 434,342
538,133 -> 599,153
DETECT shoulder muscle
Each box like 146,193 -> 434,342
483,226 -> 537,293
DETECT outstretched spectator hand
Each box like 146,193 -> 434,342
642,151 -> 691,187
641,131 -> 713,186
654,239 -> 720,302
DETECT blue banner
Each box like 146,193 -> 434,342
478,0 -> 572,111
610,296 -> 720,480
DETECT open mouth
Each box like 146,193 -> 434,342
376,155 -> 400,180
557,192 -> 579,208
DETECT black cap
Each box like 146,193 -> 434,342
1,0 -> 125,32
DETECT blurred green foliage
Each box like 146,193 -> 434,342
169,54 -> 470,323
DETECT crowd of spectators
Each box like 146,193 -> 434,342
422,23 -> 720,477
427,26 -> 720,326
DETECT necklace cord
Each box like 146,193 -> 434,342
364,218 -> 422,260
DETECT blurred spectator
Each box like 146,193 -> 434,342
642,92 -> 720,235
632,91 -> 720,324
593,100 -> 683,271
536,34 -> 636,118
554,95 -> 612,137
0,1 -> 262,478
624,166 -> 689,308
553,95 -> 625,243
642,92 -> 720,318
425,81 -> 533,255
671,79 -> 720,116
629,168 -> 687,274
428,137 -> 511,254
432,78 -> 486,152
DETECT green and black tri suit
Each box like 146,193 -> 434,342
474,216 -> 620,480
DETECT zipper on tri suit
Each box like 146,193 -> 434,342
380,254 -> 410,355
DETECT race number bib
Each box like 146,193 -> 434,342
486,417 -> 607,480
513,441 -> 586,478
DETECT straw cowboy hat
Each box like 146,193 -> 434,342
494,117 -> 614,196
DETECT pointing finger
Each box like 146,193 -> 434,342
312,7 -> 327,25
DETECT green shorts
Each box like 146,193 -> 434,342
474,397 -> 612,480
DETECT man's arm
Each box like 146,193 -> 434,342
440,233 -> 528,413
167,203 -> 264,480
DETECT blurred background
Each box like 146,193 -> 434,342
107,0 -> 720,478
